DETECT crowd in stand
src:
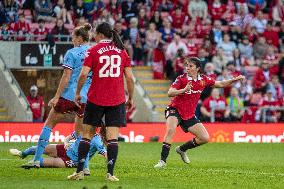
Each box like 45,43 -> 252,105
1,0 -> 284,122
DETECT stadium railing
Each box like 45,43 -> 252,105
0,55 -> 32,121
210,106 -> 284,123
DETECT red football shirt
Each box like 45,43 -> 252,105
27,95 -> 44,119
84,40 -> 131,106
202,96 -> 227,118
169,74 -> 216,120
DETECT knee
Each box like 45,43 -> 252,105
198,133 -> 210,144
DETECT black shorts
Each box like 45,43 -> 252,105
165,106 -> 201,133
83,101 -> 126,127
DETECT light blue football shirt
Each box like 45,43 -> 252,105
66,133 -> 106,167
61,44 -> 92,103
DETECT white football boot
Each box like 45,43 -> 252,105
67,171 -> 84,180
106,173 -> 119,182
154,160 -> 166,169
9,149 -> 24,159
175,146 -> 190,164
21,160 -> 40,169
83,168 -> 91,176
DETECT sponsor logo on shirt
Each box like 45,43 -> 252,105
184,89 -> 202,94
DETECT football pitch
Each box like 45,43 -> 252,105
0,142 -> 283,189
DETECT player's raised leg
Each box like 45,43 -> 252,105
154,116 -> 178,168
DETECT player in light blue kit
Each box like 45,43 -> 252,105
10,130 -> 106,175
21,23 -> 93,169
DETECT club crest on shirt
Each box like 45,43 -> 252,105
200,80 -> 205,87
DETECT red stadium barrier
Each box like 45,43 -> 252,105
0,123 -> 284,143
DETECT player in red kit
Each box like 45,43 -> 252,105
154,57 -> 245,168
68,22 -> 134,181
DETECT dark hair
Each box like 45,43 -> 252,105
96,22 -> 125,50
74,23 -> 92,42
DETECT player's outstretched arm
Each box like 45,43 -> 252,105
75,66 -> 91,104
213,75 -> 245,88
48,69 -> 72,107
168,82 -> 192,97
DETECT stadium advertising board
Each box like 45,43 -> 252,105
0,123 -> 284,143
21,43 -> 73,67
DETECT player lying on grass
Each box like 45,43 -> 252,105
154,57 -> 245,168
21,23 -> 93,169
10,130 -> 106,175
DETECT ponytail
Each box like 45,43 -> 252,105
111,29 -> 125,50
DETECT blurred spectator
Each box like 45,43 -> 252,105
170,6 -> 189,31
0,23 -> 12,41
145,23 -> 161,65
227,87 -> 245,121
27,85 -> 45,122
239,78 -> 253,105
209,20 -> 223,44
202,37 -> 215,59
208,0 -> 225,22
188,0 -> 208,22
97,8 -> 115,26
35,0 -> 53,22
233,3 -> 253,29
198,48 -> 209,68
157,0 -> 174,12
269,75 -> 283,99
51,19 -> 69,41
256,90 -> 281,123
34,19 -> 49,41
53,0 -> 73,24
201,88 -> 230,122
172,48 -> 185,80
73,0 -> 87,20
3,0 -> 19,22
165,33 -> 188,79
253,36 -> 269,59
204,62 -> 218,80
272,0 -> 284,26
152,42 -> 166,79
250,10 -> 267,33
222,0 -> 236,24
244,25 -> 258,43
212,47 -> 229,74
238,35 -> 253,59
227,61 -> 242,77
13,14 -> 31,41
279,22 -> 284,53
106,0 -> 121,21
231,48 -> 242,72
247,0 -> 266,13
217,33 -> 237,61
0,2 -> 7,25
121,0 -> 138,22
84,0 -> 104,22
159,18 -> 175,43
265,46 -> 279,75
228,22 -> 243,44
278,55 -> 284,85
138,8 -> 149,30
125,17 -> 143,66
263,21 -> 279,48
253,61 -> 271,92
150,11 -> 163,30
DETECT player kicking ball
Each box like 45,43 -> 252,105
154,57 -> 245,168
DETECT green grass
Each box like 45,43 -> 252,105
0,143 -> 284,189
